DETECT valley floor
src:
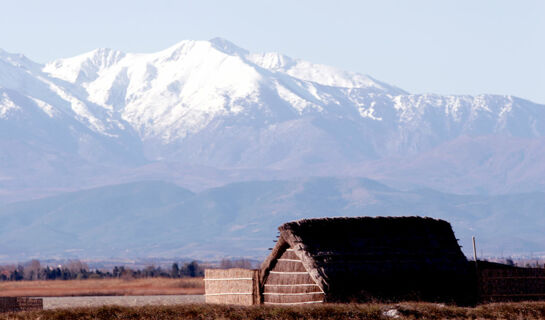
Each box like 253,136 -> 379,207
0,278 -> 204,297
4,279 -> 545,318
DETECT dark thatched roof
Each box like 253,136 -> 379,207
261,216 -> 474,303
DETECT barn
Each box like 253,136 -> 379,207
259,217 -> 474,305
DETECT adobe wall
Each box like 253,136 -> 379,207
0,297 -> 43,313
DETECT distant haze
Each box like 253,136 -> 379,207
1,179 -> 545,262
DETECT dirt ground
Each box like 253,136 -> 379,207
42,295 -> 204,309
0,278 -> 204,297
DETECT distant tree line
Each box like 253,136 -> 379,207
219,258 -> 255,269
0,259 -> 204,281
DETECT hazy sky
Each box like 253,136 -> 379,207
2,0 -> 544,103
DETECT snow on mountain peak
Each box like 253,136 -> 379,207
44,48 -> 126,83
3,38 -> 545,200
0,49 -> 42,72
245,50 -> 403,93
43,39 -> 266,143
30,38 -> 544,154
209,37 -> 249,56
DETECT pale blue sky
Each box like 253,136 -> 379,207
1,0 -> 544,103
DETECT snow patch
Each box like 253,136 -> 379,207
0,92 -> 20,118
29,96 -> 58,118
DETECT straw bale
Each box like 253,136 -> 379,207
273,260 -> 307,272
206,294 -> 254,305
280,250 -> 299,260
264,284 -> 322,294
263,292 -> 324,304
265,272 -> 316,285
205,268 -> 256,279
204,268 -> 259,305
205,279 -> 254,294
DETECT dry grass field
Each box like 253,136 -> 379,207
0,278 -> 204,297
4,302 -> 545,320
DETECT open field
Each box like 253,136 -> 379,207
0,278 -> 204,297
5,302 -> 545,319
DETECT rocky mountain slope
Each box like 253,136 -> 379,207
1,39 -> 544,199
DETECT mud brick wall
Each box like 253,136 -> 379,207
0,297 -> 43,313
480,268 -> 545,302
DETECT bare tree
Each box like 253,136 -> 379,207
23,260 -> 41,280
65,260 -> 89,273
220,258 -> 254,269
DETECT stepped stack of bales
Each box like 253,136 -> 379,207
261,246 -> 325,305
260,216 -> 474,304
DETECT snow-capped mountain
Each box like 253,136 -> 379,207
1,38 -> 545,201
43,38 -> 405,155
0,48 -> 143,201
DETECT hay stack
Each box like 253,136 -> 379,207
261,216 -> 473,304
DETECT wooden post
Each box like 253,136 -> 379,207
472,236 -> 477,263
472,236 -> 481,302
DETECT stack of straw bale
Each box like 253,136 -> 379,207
205,268 -> 260,305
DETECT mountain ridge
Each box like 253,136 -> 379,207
0,38 -> 544,201
1,178 -> 544,262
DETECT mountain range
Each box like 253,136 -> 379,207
1,179 -> 544,262
1,38 -> 544,260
